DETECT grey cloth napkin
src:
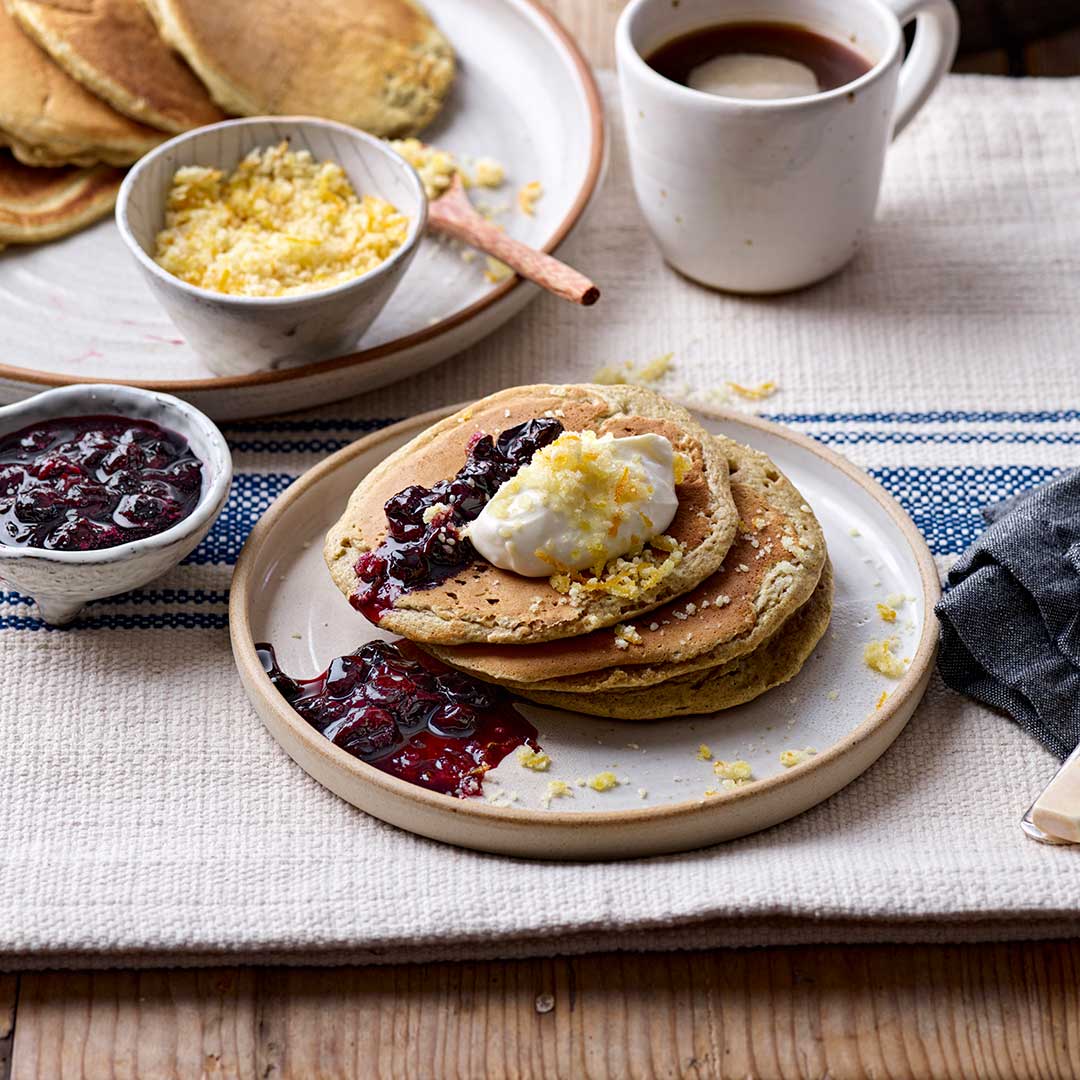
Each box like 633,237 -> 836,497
936,471 -> 1080,759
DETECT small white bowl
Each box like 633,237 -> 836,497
116,117 -> 428,377
0,384 -> 232,625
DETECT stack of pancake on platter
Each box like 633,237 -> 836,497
0,0 -> 454,248
325,384 -> 833,720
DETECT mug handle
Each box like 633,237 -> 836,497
881,0 -> 960,138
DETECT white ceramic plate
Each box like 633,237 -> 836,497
230,407 -> 940,859
0,0 -> 603,420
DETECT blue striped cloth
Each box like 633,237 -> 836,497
3,407 -> 1073,632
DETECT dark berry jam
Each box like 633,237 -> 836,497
351,417 -> 564,622
0,415 -> 202,551
257,639 -> 539,798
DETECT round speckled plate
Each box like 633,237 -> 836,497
230,406 -> 939,859
0,0 -> 604,420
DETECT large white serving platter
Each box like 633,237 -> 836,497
231,407 -> 939,859
0,0 -> 604,420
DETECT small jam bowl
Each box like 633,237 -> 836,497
115,116 -> 428,377
0,384 -> 232,625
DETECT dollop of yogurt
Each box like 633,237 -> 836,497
688,54 -> 820,100
468,429 -> 683,577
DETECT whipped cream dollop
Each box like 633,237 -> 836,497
467,429 -> 684,577
688,54 -> 820,100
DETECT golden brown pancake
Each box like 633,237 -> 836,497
515,562 -> 834,720
0,0 -> 164,166
9,0 -> 226,134
324,385 -> 740,646
0,150 -> 122,243
141,0 -> 455,137
426,439 -> 827,690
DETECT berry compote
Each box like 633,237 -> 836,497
257,639 -> 539,798
352,417 -> 564,622
0,415 -> 203,551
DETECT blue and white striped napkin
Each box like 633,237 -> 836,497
2,74 -> 1080,967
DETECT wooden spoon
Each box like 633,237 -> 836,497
427,174 -> 599,306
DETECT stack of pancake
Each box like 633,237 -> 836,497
0,0 -> 454,247
326,384 -> 832,720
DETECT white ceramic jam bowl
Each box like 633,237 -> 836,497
115,116 -> 429,377
0,384 -> 232,625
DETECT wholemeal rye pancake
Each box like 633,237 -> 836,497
0,0 -> 163,166
9,0 -> 226,134
0,150 -> 122,244
324,385 -> 740,646
141,0 -> 455,138
514,561 -> 834,720
425,440 -> 826,691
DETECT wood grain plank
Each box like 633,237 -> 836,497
0,975 -> 17,1080
1025,28 -> 1080,77
11,944 -> 1080,1079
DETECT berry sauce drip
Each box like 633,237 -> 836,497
351,417 -> 564,622
0,415 -> 203,552
257,639 -> 539,798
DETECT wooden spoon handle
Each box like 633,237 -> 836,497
427,180 -> 599,306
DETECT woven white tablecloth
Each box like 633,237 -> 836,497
3,74 -> 1080,969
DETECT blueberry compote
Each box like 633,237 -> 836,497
257,639 -> 538,798
352,417 -> 564,622
0,415 -> 202,551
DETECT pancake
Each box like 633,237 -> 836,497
515,561 -> 834,720
141,0 -> 455,137
0,151 -> 122,243
324,385 -> 740,646
425,440 -> 826,691
9,0 -> 226,134
0,1 -> 163,166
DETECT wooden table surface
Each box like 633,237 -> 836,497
6,4 -> 1080,1078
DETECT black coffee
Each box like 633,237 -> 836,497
646,21 -> 873,98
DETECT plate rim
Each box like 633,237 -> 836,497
229,402 -> 942,833
0,0 -> 605,395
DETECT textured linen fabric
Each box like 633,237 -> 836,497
3,74 -> 1080,968
937,471 -> 1080,759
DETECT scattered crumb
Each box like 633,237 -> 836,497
696,744 -> 713,761
876,602 -> 897,623
540,779 -> 573,807
587,771 -> 619,792
849,527 -> 861,537
780,747 -> 818,768
885,593 -> 907,609
421,501 -> 450,525
712,759 -> 754,789
636,352 -> 675,383
593,353 -> 675,387
484,256 -> 513,283
474,157 -> 505,187
715,594 -> 731,607
518,180 -> 543,216
827,689 -> 839,701
614,623 -> 643,648
876,690 -> 889,709
637,787 -> 648,800
517,746 -> 551,771
727,380 -> 778,400
864,637 -> 906,678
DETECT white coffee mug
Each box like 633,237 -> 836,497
616,0 -> 959,293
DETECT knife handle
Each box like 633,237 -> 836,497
1021,741 -> 1080,845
